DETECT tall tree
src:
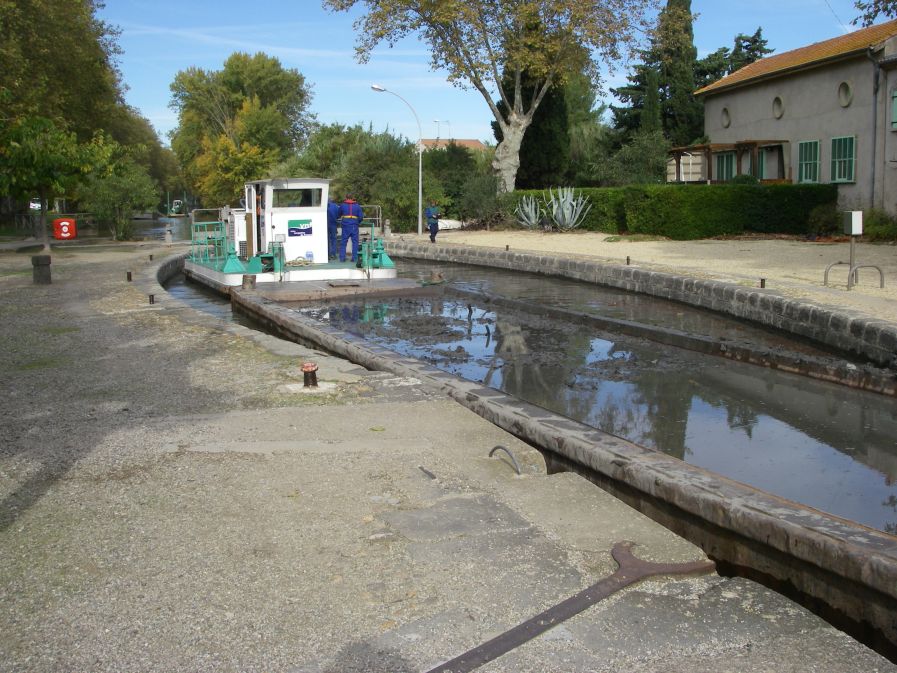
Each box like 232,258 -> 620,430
640,68 -> 662,133
0,0 -> 122,139
169,52 -> 314,205
656,0 -> 701,146
611,0 -> 701,145
492,71 -> 570,189
323,0 -> 653,193
728,29 -> 773,73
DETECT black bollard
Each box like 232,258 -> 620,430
31,255 -> 51,284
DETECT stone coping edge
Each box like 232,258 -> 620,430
384,241 -> 897,369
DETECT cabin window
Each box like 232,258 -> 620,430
831,136 -> 856,183
715,152 -> 735,181
272,188 -> 323,208
797,141 -> 820,183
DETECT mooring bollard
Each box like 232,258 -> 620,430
302,362 -> 319,388
626,256 -> 630,265
506,244 -> 509,251
126,271 -> 133,282
31,255 -> 51,285
760,278 -> 766,289
149,254 -> 154,261
148,294 -> 155,305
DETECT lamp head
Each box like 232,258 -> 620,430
371,84 -> 386,92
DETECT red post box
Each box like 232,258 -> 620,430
52,218 -> 77,240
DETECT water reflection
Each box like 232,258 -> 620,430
297,294 -> 897,533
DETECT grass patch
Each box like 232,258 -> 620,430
43,326 -> 80,335
17,357 -> 70,370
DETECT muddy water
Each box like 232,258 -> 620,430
290,261 -> 897,533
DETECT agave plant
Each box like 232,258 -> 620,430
515,194 -> 543,230
545,187 -> 592,231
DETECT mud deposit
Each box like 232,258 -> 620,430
288,262 -> 897,533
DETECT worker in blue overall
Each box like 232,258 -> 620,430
425,200 -> 440,243
338,194 -> 363,262
327,198 -> 340,259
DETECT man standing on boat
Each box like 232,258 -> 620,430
338,194 -> 363,263
327,197 -> 340,260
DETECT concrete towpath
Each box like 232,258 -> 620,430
0,240 -> 894,672
426,230 -> 897,323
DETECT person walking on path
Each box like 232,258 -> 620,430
327,198 -> 340,260
338,194 -> 363,263
425,200 -> 440,243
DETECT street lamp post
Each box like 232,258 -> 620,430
372,84 -> 423,236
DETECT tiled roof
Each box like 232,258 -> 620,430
695,19 -> 897,96
421,139 -> 488,151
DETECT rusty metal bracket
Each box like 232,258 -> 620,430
425,541 -> 715,673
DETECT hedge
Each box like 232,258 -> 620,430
509,183 -> 838,240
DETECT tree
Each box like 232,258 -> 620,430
0,0 -> 122,140
0,117 -> 101,249
728,29 -> 773,73
854,0 -> 897,25
657,0 -> 701,146
640,68 -> 662,133
80,154 -> 158,240
169,52 -> 314,205
492,71 -> 570,189
424,141 -> 477,217
611,0 -> 701,145
324,0 -> 653,192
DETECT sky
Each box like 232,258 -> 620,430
98,0 -> 872,147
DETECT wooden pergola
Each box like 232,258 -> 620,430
668,140 -> 790,183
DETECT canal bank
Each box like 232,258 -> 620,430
0,241 -> 894,671
171,231 -> 897,656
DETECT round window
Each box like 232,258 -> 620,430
772,96 -> 784,119
838,81 -> 853,107
721,107 -> 731,128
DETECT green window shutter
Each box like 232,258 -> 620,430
758,148 -> 766,180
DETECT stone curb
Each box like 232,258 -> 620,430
384,240 -> 897,368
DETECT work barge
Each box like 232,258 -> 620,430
183,178 -> 415,301
164,231 -> 897,659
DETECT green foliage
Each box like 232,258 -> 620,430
279,124 -> 448,230
459,174 -> 505,225
424,141 -> 477,218
862,208 -> 897,241
0,116 -> 107,245
326,0 -> 654,192
508,184 -> 837,239
854,1 -> 897,26
591,130 -> 670,186
0,0 -> 122,140
169,52 -> 314,205
729,174 -> 759,185
806,203 -> 841,237
80,155 -> 158,240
